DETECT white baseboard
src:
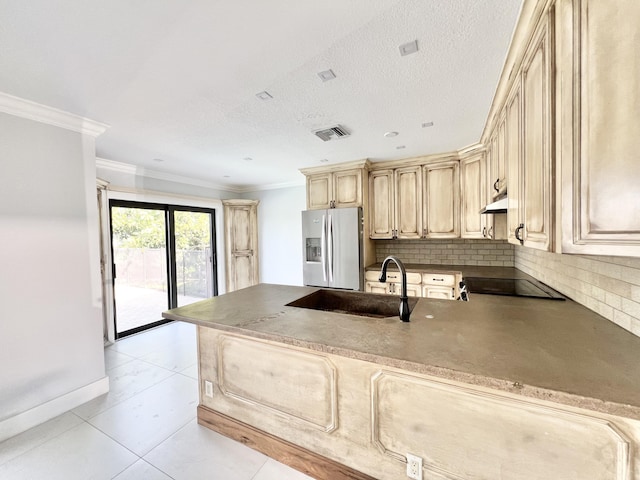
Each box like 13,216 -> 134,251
0,376 -> 110,442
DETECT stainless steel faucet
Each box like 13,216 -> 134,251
379,255 -> 411,322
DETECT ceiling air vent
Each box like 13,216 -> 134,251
313,125 -> 350,142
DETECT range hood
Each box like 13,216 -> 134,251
480,196 -> 508,214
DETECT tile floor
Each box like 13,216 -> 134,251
0,321 -> 313,480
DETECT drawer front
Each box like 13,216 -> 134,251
422,273 -> 457,286
366,271 -> 422,284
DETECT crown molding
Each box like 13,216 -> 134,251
96,157 -> 243,193
96,157 -> 305,193
0,92 -> 109,137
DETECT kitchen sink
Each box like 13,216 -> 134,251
286,289 -> 419,319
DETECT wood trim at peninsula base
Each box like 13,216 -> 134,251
197,405 -> 376,480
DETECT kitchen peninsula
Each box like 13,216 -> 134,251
163,284 -> 640,480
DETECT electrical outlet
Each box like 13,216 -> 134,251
204,380 -> 214,398
406,453 -> 423,480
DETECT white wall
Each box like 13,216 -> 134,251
247,186 -> 306,286
0,112 -> 107,440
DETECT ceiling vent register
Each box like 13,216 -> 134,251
313,125 -> 350,141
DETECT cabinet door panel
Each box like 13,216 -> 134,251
230,207 -> 253,252
365,281 -> 390,295
422,285 -> 454,300
522,17 -> 552,251
460,154 -> 487,239
369,170 -> 395,239
506,80 -> 522,246
424,162 -> 459,238
307,174 -> 332,210
562,0 -> 640,255
395,166 -> 422,239
334,169 -> 362,208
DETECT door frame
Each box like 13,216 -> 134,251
99,189 -> 225,343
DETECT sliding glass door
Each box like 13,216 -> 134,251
109,201 -> 217,338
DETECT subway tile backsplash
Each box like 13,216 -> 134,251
375,240 -> 640,338
375,239 -> 515,266
515,247 -> 640,338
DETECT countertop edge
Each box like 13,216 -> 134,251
164,311 -> 640,421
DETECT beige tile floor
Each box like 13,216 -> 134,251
0,321 -> 313,480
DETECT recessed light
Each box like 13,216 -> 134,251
317,69 -> 336,82
223,175 -> 230,178
320,159 -> 329,163
384,131 -> 399,138
256,91 -> 273,100
152,158 -> 164,162
399,40 -> 419,56
396,145 -> 406,150
244,157 -> 253,161
422,121 -> 434,128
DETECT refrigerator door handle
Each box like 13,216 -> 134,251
321,214 -> 327,282
327,214 -> 334,283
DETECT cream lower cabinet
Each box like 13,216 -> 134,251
199,330 -> 639,480
365,271 -> 422,297
365,271 -> 459,300
223,199 -> 259,292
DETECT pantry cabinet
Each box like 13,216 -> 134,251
223,199 -> 259,292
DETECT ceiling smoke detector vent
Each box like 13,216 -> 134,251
313,125 -> 350,142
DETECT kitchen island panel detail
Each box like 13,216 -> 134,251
216,334 -> 338,432
372,370 -> 631,480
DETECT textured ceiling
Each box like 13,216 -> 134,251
0,0 -> 523,190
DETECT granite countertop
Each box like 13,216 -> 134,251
163,283 -> 640,420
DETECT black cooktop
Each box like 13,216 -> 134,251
464,277 -> 565,300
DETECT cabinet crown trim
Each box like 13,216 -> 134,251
299,159 -> 370,176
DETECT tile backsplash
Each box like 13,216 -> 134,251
515,247 -> 640,337
375,239 -> 515,266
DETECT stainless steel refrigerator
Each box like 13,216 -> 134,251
302,207 -> 363,290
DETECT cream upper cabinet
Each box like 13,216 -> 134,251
488,119 -> 506,198
369,159 -> 459,240
306,168 -> 363,210
301,161 -> 369,210
559,0 -> 640,256
369,169 -> 395,239
369,167 -> 422,240
395,166 -> 422,239
223,199 -> 259,293
460,152 -> 488,239
506,77 -> 523,246
507,12 -> 553,251
423,161 -> 459,238
306,172 -> 333,210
